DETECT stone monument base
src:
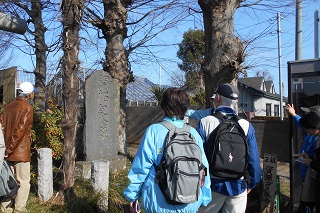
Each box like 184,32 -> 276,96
75,155 -> 127,179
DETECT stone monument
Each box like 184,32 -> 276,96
85,70 -> 118,160
76,70 -> 126,178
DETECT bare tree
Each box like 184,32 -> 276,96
197,0 -> 304,107
236,0 -> 297,79
254,69 -> 273,81
198,0 -> 245,107
0,0 -> 60,110
83,0 -> 200,154
60,0 -> 82,192
15,0 -> 48,110
0,32 -> 14,69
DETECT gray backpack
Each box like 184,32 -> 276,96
155,121 -> 206,205
0,159 -> 18,200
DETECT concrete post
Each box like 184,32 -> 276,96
295,0 -> 302,60
91,160 -> 110,211
37,148 -> 53,202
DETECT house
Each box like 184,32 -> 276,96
125,76 -> 287,117
238,77 -> 288,117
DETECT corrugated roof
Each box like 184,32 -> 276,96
126,76 -> 157,101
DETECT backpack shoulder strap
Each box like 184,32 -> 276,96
213,111 -> 241,121
212,112 -> 246,136
212,111 -> 226,120
229,114 -> 241,122
159,120 -> 190,132
229,115 -> 246,136
159,120 -> 175,130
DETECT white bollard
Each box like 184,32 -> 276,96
37,148 -> 53,202
91,160 -> 109,211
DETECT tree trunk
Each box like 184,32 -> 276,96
101,0 -> 133,155
198,0 -> 245,107
60,0 -> 82,190
31,0 -> 47,111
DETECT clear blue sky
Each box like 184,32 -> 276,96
236,0 -> 320,96
131,0 -> 320,97
9,1 -> 320,98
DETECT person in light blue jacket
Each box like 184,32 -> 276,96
286,104 -> 318,181
123,87 -> 212,213
286,104 -> 320,212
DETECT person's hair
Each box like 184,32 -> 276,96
160,87 -> 189,120
300,112 -> 320,130
18,90 -> 30,98
219,95 -> 238,110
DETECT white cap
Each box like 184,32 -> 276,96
17,82 -> 35,94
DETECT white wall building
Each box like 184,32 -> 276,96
238,77 -> 288,117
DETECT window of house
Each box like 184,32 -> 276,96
274,105 -> 279,116
266,103 -> 271,116
240,90 -> 249,109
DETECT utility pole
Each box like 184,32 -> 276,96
315,10 -> 319,58
296,0 -> 303,60
159,63 -> 162,87
290,2 -> 303,212
277,13 -> 283,120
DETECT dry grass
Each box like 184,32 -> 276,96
24,158 -> 291,213
25,159 -> 132,213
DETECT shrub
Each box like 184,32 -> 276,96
151,86 -> 166,103
190,89 -> 206,106
31,99 -> 64,160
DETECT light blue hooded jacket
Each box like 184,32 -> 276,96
123,117 -> 212,213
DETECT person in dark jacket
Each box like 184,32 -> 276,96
196,83 -> 262,213
0,82 -> 36,213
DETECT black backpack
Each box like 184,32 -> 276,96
155,121 -> 206,205
205,112 -> 249,179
